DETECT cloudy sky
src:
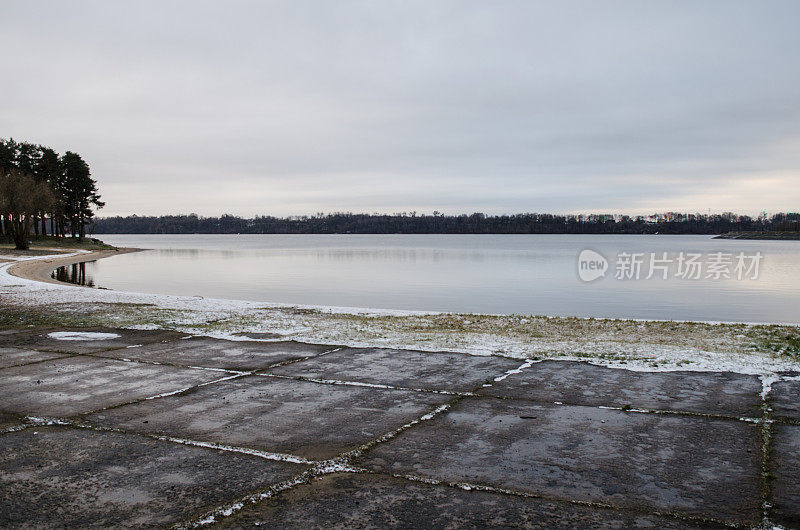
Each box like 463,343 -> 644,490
2,1 -> 799,217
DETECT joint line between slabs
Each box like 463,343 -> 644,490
76,350 -> 247,375
175,395 -> 462,528
758,375 -> 776,527
258,372 -> 471,396
0,352 -> 81,371
389,471 -> 745,529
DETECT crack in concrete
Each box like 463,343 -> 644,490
0,352 -> 80,371
388,471 -> 744,528
482,387 -> 768,424
75,345 -> 342,373
258,372 -> 474,397
144,372 -> 253,401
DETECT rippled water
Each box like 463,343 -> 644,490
68,234 -> 800,323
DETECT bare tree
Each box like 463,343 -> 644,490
0,168 -> 55,250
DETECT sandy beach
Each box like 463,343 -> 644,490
6,248 -> 141,286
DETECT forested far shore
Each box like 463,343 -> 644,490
0,138 -> 103,249
93,211 -> 800,235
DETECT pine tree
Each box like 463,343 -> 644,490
0,138 -> 103,241
60,151 -> 103,239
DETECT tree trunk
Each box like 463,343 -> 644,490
11,214 -> 31,250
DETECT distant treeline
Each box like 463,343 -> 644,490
93,211 -> 800,235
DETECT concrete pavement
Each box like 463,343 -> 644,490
0,326 -> 796,528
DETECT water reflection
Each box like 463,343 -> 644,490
51,262 -> 95,287
67,234 -> 800,323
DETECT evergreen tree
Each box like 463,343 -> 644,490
34,147 -> 62,236
0,138 -> 16,171
60,151 -> 103,239
0,138 -> 103,241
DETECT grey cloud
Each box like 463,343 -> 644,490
1,0 -> 799,216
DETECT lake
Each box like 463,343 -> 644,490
68,234 -> 800,324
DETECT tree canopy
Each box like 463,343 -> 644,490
0,137 -> 103,248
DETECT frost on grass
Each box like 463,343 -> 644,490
2,257 -> 800,376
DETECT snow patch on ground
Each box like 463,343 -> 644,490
760,374 -> 782,400
47,331 -> 121,341
494,360 -> 536,382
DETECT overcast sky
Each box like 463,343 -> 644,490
2,1 -> 799,217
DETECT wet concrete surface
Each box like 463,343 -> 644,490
218,472 -> 712,529
771,379 -> 800,422
481,360 -> 762,417
99,336 -> 332,370
359,398 -> 763,524
0,326 -> 188,353
0,328 -> 35,343
0,326 -> 790,527
0,356 -> 223,416
84,376 -> 451,459
0,346 -> 70,369
268,346 -> 522,392
0,328 -> 28,343
0,412 -> 23,431
0,425 -> 305,528
770,424 -> 800,526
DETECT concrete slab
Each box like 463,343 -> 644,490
4,327 -> 188,354
85,377 -> 451,459
481,360 -> 762,417
268,347 -> 522,392
0,412 -> 24,431
218,472 -> 708,529
771,379 -> 800,422
0,356 -> 225,416
0,328 -> 27,339
0,346 -> 70,369
0,425 -> 305,528
360,398 -> 762,524
0,328 -> 43,347
770,424 -> 800,526
99,337 -> 331,371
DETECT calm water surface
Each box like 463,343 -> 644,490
74,234 -> 800,323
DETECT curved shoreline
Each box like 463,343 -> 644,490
7,248 -> 142,286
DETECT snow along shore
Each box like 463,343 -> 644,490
1,249 -> 799,378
